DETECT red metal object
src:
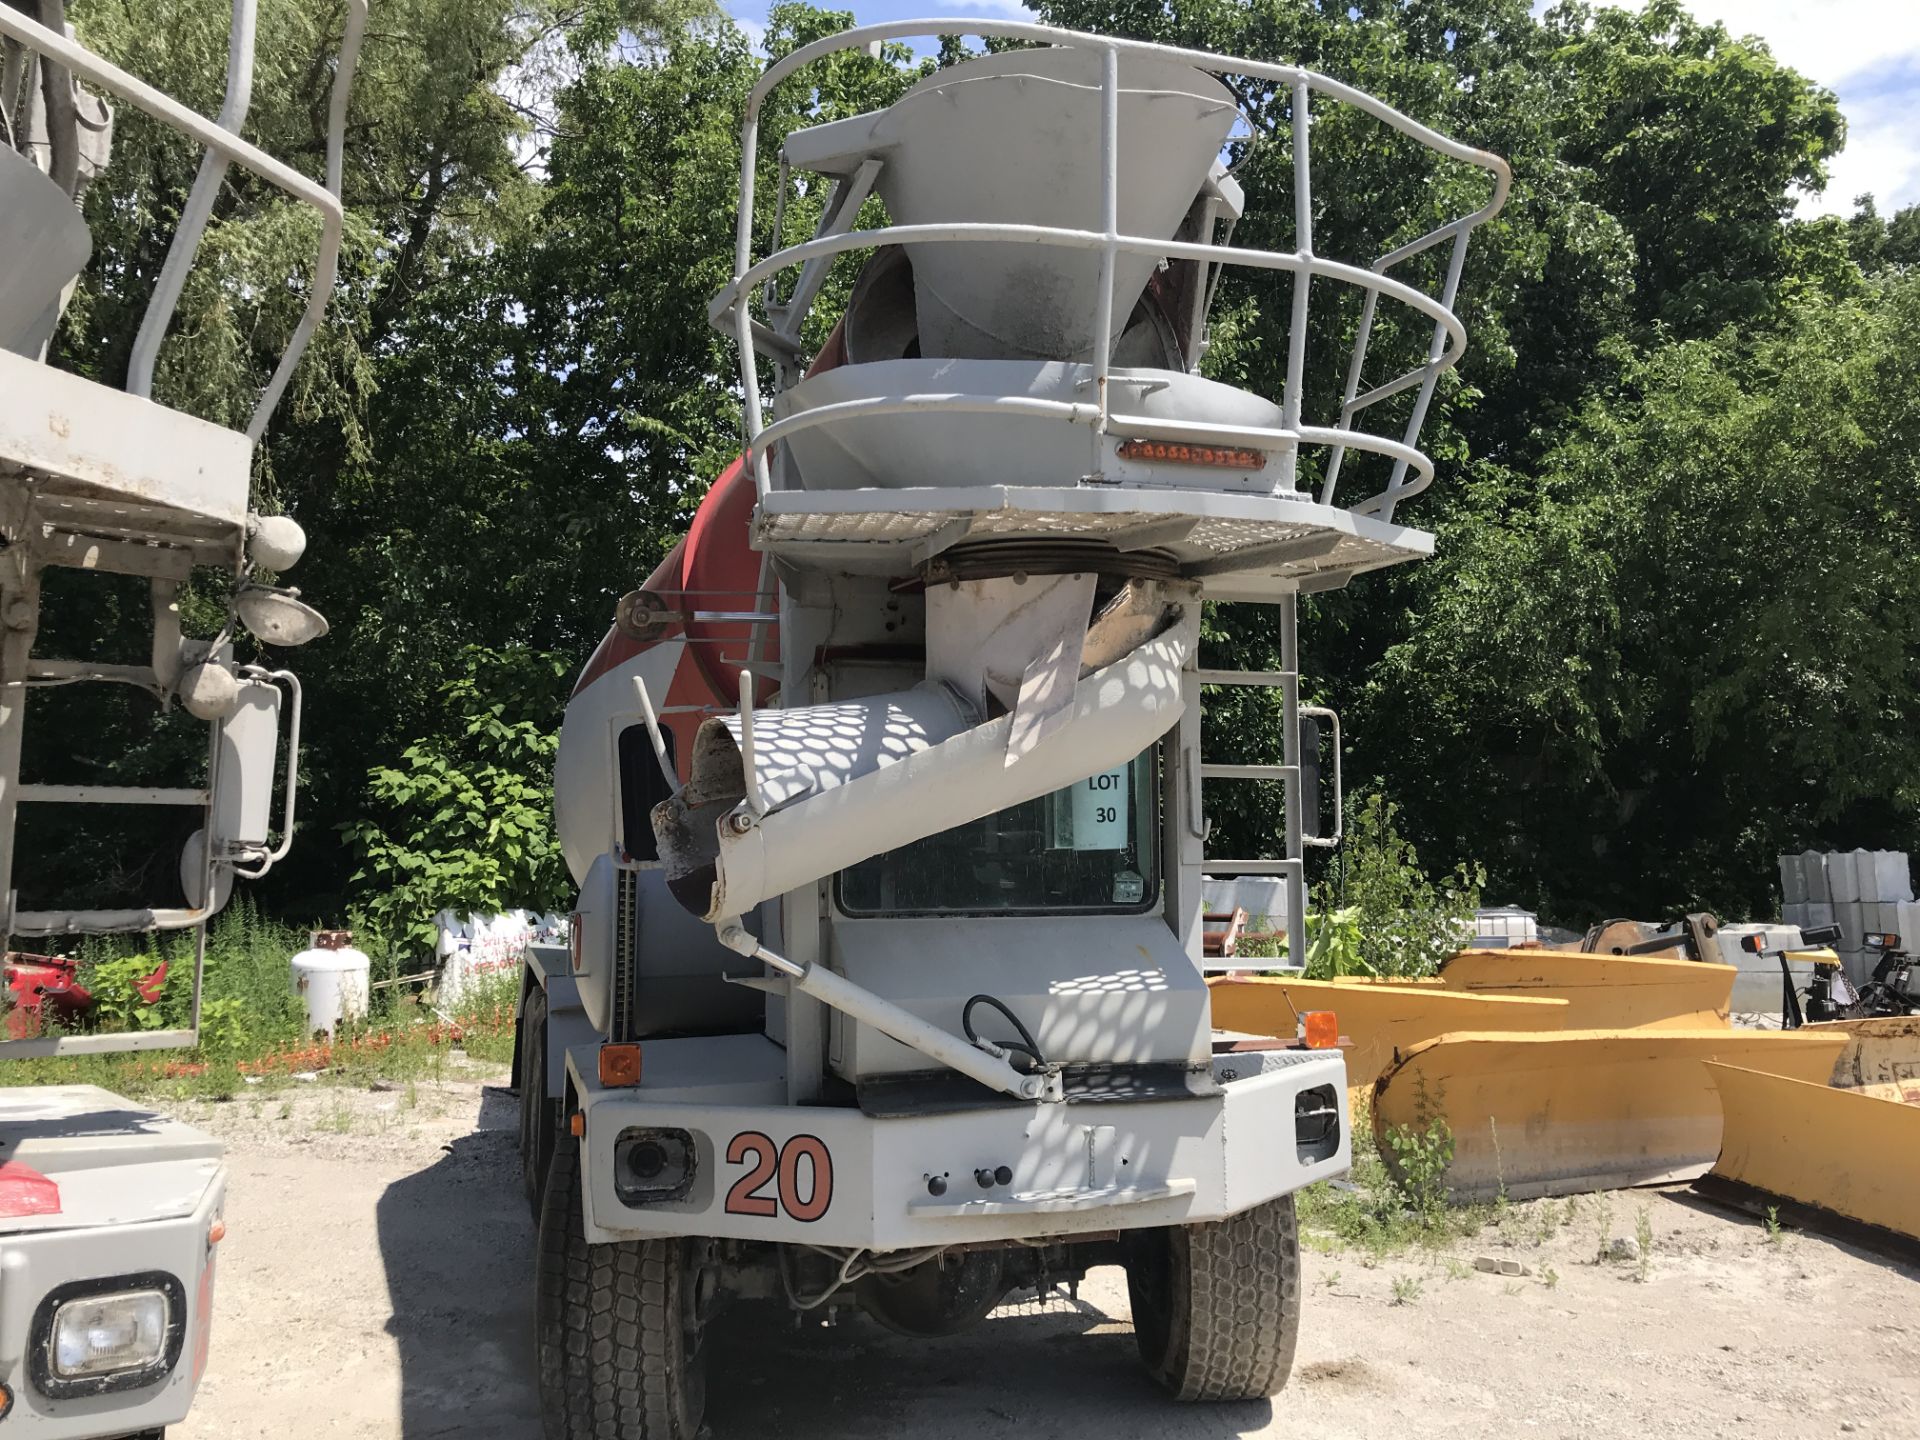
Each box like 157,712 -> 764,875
133,959 -> 169,1005
3,952 -> 168,1037
0,1161 -> 61,1218
4,952 -> 94,1039
566,319 -> 855,780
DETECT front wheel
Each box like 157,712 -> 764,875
1123,1195 -> 1303,1402
535,1140 -> 709,1439
518,984 -> 556,1216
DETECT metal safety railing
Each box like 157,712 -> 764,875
709,19 -> 1511,524
0,0 -> 367,441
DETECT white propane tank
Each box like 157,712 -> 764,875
290,929 -> 371,1037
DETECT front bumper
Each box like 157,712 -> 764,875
571,1040 -> 1348,1249
0,1172 -> 223,1437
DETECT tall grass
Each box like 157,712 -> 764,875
71,897 -> 310,1052
0,903 -> 520,1098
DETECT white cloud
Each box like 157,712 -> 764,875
1819,97 -> 1920,215
1674,1 -> 1920,92
938,0 -> 1034,17
1611,0 -> 1920,215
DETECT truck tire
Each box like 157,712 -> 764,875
536,1141 -> 707,1440
1123,1195 -> 1302,1402
519,985 -> 556,1216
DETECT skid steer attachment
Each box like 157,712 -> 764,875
1372,1028 -> 1848,1201
1700,1062 -> 1920,1253
1807,1016 -> 1920,1104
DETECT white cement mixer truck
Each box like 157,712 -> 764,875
0,3 -> 360,1433
516,20 -> 1508,1436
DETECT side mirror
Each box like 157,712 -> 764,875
182,675 -> 294,913
213,677 -> 283,853
1298,713 -> 1322,843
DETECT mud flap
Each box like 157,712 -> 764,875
1371,1028 -> 1848,1202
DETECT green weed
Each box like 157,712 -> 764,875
1295,1092 -> 1487,1259
1593,1193 -> 1616,1261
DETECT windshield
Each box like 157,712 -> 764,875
837,750 -> 1159,916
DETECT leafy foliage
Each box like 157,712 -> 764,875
1296,1093 -> 1479,1256
76,899 -> 309,1053
342,649 -> 573,948
22,0 -> 1920,944
1331,795 -> 1486,978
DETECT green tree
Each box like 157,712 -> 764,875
32,0 -> 1920,943
1371,273 -> 1920,918
27,0 -> 712,917
343,647 -> 574,948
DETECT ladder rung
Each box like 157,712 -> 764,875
1199,764 -> 1298,782
25,661 -> 159,685
9,907 -> 206,936
15,784 -> 208,807
1196,669 -> 1297,687
1201,859 -> 1303,876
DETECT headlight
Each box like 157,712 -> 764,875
614,1127 -> 697,1205
31,1273 -> 185,1398
53,1290 -> 168,1378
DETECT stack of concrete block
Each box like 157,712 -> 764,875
1781,849 -> 1918,985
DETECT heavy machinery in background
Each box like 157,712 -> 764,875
0,2 -> 362,1432
1800,930 -> 1920,1022
514,18 -> 1508,1437
1218,915 -> 1920,1246
1704,929 -> 1920,1251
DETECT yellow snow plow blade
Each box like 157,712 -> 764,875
1207,976 -> 1567,1093
1704,1062 -> 1920,1248
1807,1016 -> 1920,1104
1437,949 -> 1734,1029
1373,1028 -> 1848,1202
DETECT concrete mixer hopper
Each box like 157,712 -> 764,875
520,18 -> 1508,1437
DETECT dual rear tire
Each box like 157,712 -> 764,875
524,985 -> 708,1440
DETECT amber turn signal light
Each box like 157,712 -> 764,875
569,1112 -> 585,1138
1117,438 -> 1267,470
1301,1010 -> 1340,1050
599,1042 -> 642,1087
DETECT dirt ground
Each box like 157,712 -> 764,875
168,1070 -> 1920,1440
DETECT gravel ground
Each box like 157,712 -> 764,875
169,1071 -> 1920,1440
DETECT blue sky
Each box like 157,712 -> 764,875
724,0 -> 1920,218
